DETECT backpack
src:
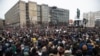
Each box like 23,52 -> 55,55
5,47 -> 12,53
11,45 -> 16,54
23,46 -> 29,56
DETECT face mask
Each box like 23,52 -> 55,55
22,46 -> 24,50
21,44 -> 24,50
19,37 -> 22,39
86,37 -> 88,40
96,38 -> 99,41
65,49 -> 72,53
62,40 -> 65,44
58,41 -> 61,44
5,43 -> 9,46
9,39 -> 13,42
38,51 -> 42,56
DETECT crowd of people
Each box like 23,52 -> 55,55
0,26 -> 100,56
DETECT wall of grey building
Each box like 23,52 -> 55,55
25,3 -> 30,27
5,0 -> 70,27
41,4 -> 50,24
5,1 -> 26,28
0,19 -> 5,29
95,19 -> 100,27
50,7 -> 69,25
5,1 -> 21,26
37,5 -> 41,23
19,1 -> 26,28
28,1 -> 38,26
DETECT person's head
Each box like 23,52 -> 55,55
82,44 -> 88,51
49,53 -> 54,56
65,44 -> 70,50
48,42 -> 53,47
42,46 -> 47,52
75,49 -> 82,56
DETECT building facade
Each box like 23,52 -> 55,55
41,4 -> 50,24
83,12 -> 95,27
95,11 -> 100,27
28,2 -> 38,25
5,0 -> 69,27
50,7 -> 69,25
37,5 -> 41,23
95,19 -> 100,27
0,19 -> 5,29
83,11 -> 100,27
5,1 -> 26,28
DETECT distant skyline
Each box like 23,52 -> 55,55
0,0 -> 100,20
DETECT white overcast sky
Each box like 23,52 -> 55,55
0,0 -> 100,20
